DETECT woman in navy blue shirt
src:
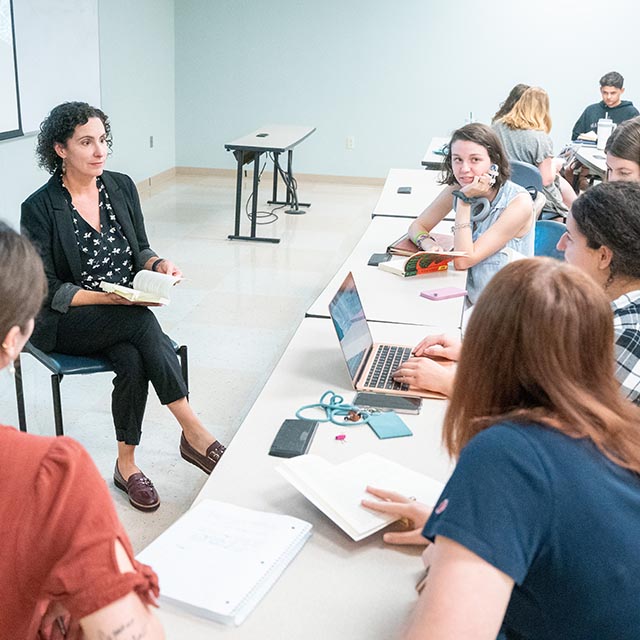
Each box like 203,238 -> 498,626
365,258 -> 640,639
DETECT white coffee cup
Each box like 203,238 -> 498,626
597,118 -> 616,150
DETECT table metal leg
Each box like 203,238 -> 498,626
228,151 -> 244,240
285,149 -> 310,214
268,152 -> 280,204
249,152 -> 260,238
228,150 -> 280,243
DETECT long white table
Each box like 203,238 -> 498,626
574,144 -> 607,178
372,168 -> 444,219
155,318 -> 455,639
306,216 -> 467,328
421,136 -> 449,170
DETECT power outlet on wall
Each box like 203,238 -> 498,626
149,135 -> 154,148
346,136 -> 355,150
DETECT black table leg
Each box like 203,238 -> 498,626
228,149 -> 280,243
285,149 -> 310,214
228,151 -> 244,240
268,152 -> 280,204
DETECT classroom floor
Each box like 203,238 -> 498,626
0,172 -> 381,552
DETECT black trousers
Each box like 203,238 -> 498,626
52,306 -> 187,445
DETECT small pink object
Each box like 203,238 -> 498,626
335,434 -> 346,441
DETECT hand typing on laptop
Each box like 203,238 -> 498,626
392,334 -> 462,397
412,334 -> 462,360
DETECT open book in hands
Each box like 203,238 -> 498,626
276,452 -> 444,541
99,270 -> 182,305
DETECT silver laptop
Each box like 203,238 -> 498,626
329,272 -> 439,399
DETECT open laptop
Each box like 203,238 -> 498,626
328,272 -> 445,399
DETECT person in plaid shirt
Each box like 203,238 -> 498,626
557,181 -> 640,403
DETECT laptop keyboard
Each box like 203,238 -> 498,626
364,345 -> 412,391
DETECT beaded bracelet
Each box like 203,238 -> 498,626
451,222 -> 472,233
414,231 -> 437,247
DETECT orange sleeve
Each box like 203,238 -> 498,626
19,436 -> 159,620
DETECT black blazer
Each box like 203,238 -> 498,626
21,170 -> 156,351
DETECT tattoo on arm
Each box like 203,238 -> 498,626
97,617 -> 147,640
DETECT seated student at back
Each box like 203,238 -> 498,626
494,86 -> 576,219
490,84 -> 530,123
572,71 -> 639,141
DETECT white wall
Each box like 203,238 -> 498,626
174,0 -> 640,177
0,0 -> 175,230
98,0 -> 175,181
2,0 -> 639,232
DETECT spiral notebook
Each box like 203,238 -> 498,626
137,499 -> 312,625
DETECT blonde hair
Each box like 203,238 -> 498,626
500,87 -> 552,134
443,258 -> 640,474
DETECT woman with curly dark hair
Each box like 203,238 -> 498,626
21,102 -> 225,512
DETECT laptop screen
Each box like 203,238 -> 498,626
328,272 -> 374,382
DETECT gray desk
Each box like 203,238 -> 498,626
421,136 -> 449,170
574,144 -> 607,178
153,318 -> 455,638
306,216 -> 467,328
372,168 -> 445,219
225,124 -> 316,243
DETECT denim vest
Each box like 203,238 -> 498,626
460,180 -> 534,304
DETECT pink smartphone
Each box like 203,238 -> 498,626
420,286 -> 467,301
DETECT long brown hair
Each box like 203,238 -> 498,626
500,87 -> 552,134
443,258 -> 640,473
492,83 -> 530,123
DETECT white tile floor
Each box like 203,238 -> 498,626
0,172 -> 382,551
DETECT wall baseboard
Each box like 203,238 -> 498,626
136,167 -> 177,198
174,166 -> 385,187
136,167 -> 385,199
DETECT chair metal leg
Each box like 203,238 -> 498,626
14,354 -> 28,432
178,345 -> 189,396
51,374 -> 65,436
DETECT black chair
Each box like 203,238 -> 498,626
14,341 -> 188,436
534,220 -> 566,261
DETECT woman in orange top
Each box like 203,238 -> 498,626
0,221 -> 164,639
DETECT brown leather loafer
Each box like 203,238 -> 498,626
113,461 -> 160,512
180,434 -> 226,475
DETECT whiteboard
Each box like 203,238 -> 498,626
12,0 -> 101,134
0,0 -> 21,138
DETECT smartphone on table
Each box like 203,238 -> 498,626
420,287 -> 467,301
352,392 -> 422,415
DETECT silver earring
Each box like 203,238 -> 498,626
61,158 -> 67,175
